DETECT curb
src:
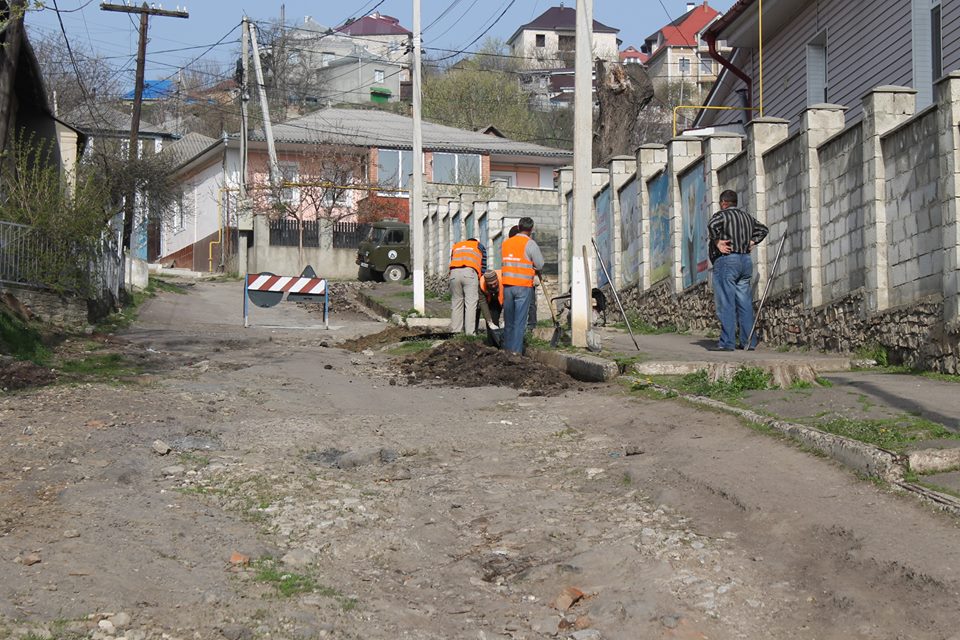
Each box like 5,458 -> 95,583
638,381 -> 960,517
529,349 -> 620,383
633,357 -> 854,376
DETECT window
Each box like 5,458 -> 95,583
932,2 -> 943,81
279,162 -> 299,206
377,149 -> 413,190
535,33 -> 546,48
699,54 -> 713,75
558,35 -> 575,52
806,30 -> 827,104
374,69 -> 385,83
678,57 -> 690,75
432,153 -> 481,185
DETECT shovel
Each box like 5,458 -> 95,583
540,277 -> 564,347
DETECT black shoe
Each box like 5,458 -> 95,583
707,346 -> 735,352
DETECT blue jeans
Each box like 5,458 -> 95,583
712,253 -> 756,350
502,285 -> 534,353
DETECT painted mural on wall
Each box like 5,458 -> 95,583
648,171 -> 671,284
594,185 -> 612,287
619,177 -> 640,286
679,161 -> 710,289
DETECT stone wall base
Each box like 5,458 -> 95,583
0,285 -> 88,328
616,281 -> 960,374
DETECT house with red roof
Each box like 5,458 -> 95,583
620,45 -> 648,65
334,11 -> 411,63
507,5 -> 620,68
641,1 -> 723,101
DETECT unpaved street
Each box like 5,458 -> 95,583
3,280 -> 960,640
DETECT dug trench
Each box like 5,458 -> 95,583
3,282 -> 960,640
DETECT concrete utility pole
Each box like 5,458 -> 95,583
248,21 -> 282,190
239,17 -> 250,200
411,0 -> 425,313
570,0 -> 594,347
101,2 -> 189,252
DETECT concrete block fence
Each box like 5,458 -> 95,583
556,74 -> 960,373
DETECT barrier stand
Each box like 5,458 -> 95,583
243,265 -> 329,329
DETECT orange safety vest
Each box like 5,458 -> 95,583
449,239 -> 483,276
479,269 -> 504,306
500,235 -> 536,287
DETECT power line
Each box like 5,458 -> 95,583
431,0 -> 518,63
43,0 -> 96,13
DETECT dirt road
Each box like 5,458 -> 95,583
2,279 -> 960,640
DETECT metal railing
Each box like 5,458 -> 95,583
0,219 -> 123,302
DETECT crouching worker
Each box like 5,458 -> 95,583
479,269 -> 504,347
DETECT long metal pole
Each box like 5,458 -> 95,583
746,233 -> 786,349
249,22 -> 281,189
411,0 -> 425,313
570,0 -> 594,348
592,238 -> 640,351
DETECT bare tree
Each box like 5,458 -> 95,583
29,29 -> 121,116
250,143 -> 370,268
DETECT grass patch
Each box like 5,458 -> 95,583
151,277 -> 189,294
612,353 -> 645,373
611,312 -> 678,335
812,414 -> 960,452
855,342 -> 889,366
920,371 -> 960,384
56,353 -> 141,381
386,339 -> 434,355
252,558 -> 357,609
667,367 -> 773,403
0,308 -> 50,363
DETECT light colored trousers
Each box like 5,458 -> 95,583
449,267 -> 479,334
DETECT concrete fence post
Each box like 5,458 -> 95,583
702,133 -> 744,215
861,85 -> 917,312
637,144 -> 668,292
556,166 -> 574,291
667,137 -> 704,293
607,156 -> 637,289
744,118 -> 790,295
801,104 -> 847,308
426,202 -> 438,276
936,72 -> 960,329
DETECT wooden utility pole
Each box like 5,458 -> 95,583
100,2 -> 188,252
411,0 -> 425,313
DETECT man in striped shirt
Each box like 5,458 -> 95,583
707,190 -> 768,351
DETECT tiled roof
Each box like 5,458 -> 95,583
644,2 -> 719,52
163,132 -> 220,168
336,13 -> 410,36
247,108 -> 571,158
620,46 -> 649,63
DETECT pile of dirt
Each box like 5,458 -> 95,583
398,340 -> 574,396
340,325 -> 427,352
0,358 -> 56,390
301,281 -> 378,317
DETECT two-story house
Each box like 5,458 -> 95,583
507,5 -> 620,69
641,1 -> 723,104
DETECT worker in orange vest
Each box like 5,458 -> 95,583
479,269 -> 504,347
500,217 -> 544,354
448,237 -> 486,334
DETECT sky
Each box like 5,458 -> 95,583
26,0 -> 736,92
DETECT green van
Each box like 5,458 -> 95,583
356,220 -> 410,282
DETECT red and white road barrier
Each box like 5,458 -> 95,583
243,267 -> 329,329
247,274 -> 327,296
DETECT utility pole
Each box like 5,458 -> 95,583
570,0 -> 594,347
411,0 -> 425,313
239,17 -> 250,200
237,16 -> 252,276
101,2 -> 189,252
248,21 -> 282,190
